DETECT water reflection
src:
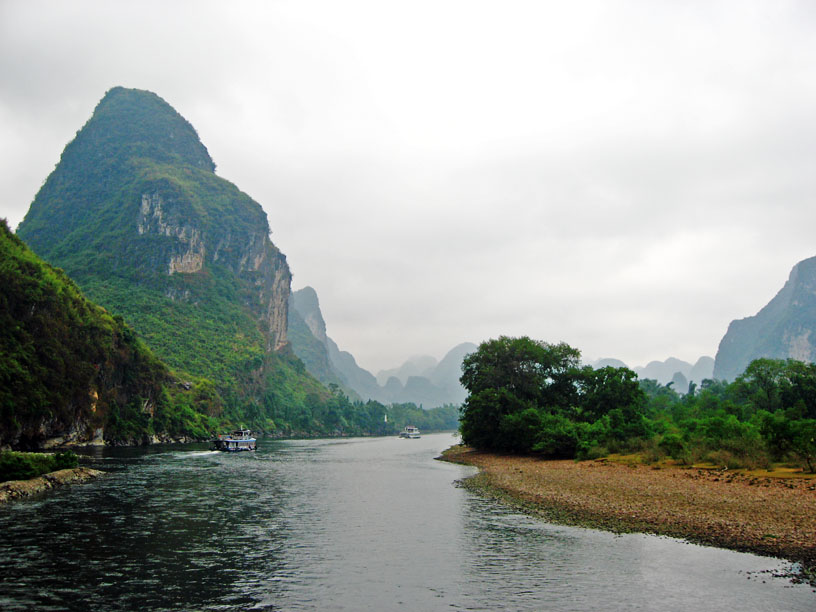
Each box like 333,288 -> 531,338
0,434 -> 812,611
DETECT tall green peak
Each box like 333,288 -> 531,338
19,87 -> 217,255
15,88 -> 337,435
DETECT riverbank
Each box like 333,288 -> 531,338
440,445 -> 816,573
0,467 -> 103,504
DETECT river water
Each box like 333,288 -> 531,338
0,433 -> 813,611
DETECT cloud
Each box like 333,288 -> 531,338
2,0 -> 816,371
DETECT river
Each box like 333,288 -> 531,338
0,433 -> 813,610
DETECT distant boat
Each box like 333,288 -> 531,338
212,429 -> 257,452
399,425 -> 421,439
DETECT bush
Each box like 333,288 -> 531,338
576,444 -> 609,460
703,449 -> 769,471
659,433 -> 686,460
0,450 -> 79,482
532,414 -> 581,458
52,450 -> 79,471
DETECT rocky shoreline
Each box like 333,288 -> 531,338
0,467 -> 103,504
440,446 -> 816,575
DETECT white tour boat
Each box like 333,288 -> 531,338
399,425 -> 421,439
212,429 -> 257,452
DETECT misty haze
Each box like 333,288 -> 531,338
1,2 -> 815,611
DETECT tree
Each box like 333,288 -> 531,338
578,366 -> 645,423
459,337 -> 581,450
791,420 -> 816,473
732,358 -> 787,414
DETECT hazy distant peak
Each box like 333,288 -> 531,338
376,354 -> 437,386
590,358 -> 628,369
714,255 -> 816,380
293,285 -> 320,304
292,287 -> 327,345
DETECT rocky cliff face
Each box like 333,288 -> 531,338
138,191 -> 206,274
714,256 -> 816,381
136,188 -> 291,351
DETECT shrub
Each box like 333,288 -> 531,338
659,433 -> 686,460
0,450 -> 78,483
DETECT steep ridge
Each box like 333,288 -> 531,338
17,87 -> 328,433
0,220 -> 209,448
714,256 -> 816,381
288,286 -> 381,399
287,289 -> 348,392
288,286 -> 474,407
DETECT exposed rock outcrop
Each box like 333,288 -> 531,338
0,468 -> 104,504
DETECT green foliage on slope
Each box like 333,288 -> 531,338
287,300 -> 351,394
0,219 -> 215,447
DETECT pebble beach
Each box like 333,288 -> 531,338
440,446 -> 816,572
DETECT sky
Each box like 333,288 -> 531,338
2,0 -> 816,374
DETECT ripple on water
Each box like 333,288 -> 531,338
0,435 -> 813,611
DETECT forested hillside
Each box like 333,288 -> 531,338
0,219 -> 214,448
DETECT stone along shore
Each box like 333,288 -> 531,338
0,467 -> 103,503
440,446 -> 816,571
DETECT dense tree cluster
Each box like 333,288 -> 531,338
460,337 -> 816,471
0,218 -> 218,447
278,388 -> 460,438
459,337 -> 646,457
651,358 -> 816,472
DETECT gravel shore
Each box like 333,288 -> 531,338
440,446 -> 816,571
0,467 -> 103,503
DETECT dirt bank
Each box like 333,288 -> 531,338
0,467 -> 103,503
440,446 -> 816,570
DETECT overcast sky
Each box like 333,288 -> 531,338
2,0 -> 816,373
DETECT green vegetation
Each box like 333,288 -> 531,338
0,450 -> 78,482
0,218 -> 216,447
13,87 -> 335,439
282,385 -> 459,437
460,336 -> 816,472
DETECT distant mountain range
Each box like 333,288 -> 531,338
591,356 -> 714,393
288,287 -> 476,407
598,255 -> 816,385
290,283 -> 719,400
714,256 -> 816,381
293,247 -> 816,396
